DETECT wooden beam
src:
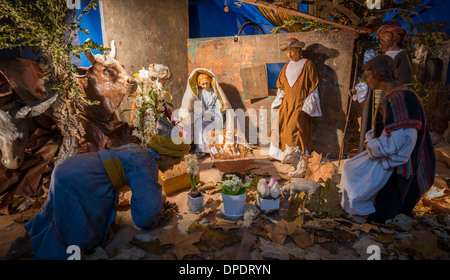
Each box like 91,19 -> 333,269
239,0 -> 372,34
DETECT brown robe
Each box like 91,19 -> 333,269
275,59 -> 319,153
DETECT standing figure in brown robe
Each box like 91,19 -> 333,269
269,38 -> 321,160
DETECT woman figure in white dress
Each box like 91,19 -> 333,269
179,68 -> 231,155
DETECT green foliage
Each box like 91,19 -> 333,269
215,174 -> 251,195
0,0 -> 105,104
271,16 -> 336,33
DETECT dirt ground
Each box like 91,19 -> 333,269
1,147 -> 449,260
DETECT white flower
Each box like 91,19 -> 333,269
153,80 -> 163,91
134,95 -> 144,107
138,69 -> 151,81
269,182 -> 281,198
184,154 -> 199,175
257,179 -> 269,197
132,68 -> 173,149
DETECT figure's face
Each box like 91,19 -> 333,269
285,48 -> 301,62
198,79 -> 211,90
364,69 -> 379,90
379,31 -> 400,52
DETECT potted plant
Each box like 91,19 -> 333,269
185,154 -> 203,213
256,177 -> 281,210
216,174 -> 251,219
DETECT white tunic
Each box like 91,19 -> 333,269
339,127 -> 418,216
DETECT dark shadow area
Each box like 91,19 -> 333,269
220,82 -> 258,144
220,83 -> 246,111
303,43 -> 345,158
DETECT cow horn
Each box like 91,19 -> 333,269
109,40 -> 116,59
85,50 -> 96,65
73,73 -> 88,78
83,39 -> 96,65
16,93 -> 59,119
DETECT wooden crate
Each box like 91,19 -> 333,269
158,161 -> 198,195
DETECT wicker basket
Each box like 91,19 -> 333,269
210,151 -> 255,173
208,129 -> 255,173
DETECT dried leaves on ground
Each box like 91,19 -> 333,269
305,152 -> 336,183
157,226 -> 203,260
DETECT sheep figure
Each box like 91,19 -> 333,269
280,144 -> 309,178
282,178 -> 321,201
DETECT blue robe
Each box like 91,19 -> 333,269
24,144 -> 162,260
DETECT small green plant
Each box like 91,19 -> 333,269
216,174 -> 251,195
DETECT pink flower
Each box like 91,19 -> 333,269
267,177 -> 278,189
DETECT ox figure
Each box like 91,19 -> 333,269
0,40 -> 138,198
75,40 -> 137,123
54,39 -> 138,161
0,93 -> 58,169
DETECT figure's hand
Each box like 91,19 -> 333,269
363,141 -> 368,149
221,103 -> 230,113
203,111 -> 213,120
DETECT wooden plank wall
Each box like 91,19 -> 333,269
188,30 -> 355,158
101,0 -> 189,123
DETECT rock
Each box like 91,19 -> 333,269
445,215 -> 450,229
395,232 -> 414,242
134,233 -> 158,243
433,228 -> 450,242
420,215 -> 443,230
386,214 -> 414,231
85,247 -> 109,260
380,227 -> 396,234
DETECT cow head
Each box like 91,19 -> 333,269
0,93 -> 58,169
75,40 -> 137,122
